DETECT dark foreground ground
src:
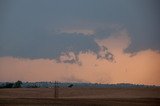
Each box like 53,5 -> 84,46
0,98 -> 160,106
0,88 -> 160,106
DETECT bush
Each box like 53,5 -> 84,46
13,80 -> 22,88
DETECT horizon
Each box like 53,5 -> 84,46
0,80 -> 160,86
1,81 -> 160,87
0,0 -> 160,86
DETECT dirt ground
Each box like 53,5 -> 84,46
0,88 -> 160,105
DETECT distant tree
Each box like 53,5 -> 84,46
13,80 -> 22,88
28,85 -> 38,88
68,84 -> 73,88
4,83 -> 14,88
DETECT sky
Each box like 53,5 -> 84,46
0,0 -> 160,85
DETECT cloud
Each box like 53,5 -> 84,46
57,52 -> 81,65
0,0 -> 160,85
95,29 -> 131,53
1,0 -> 160,57
0,31 -> 160,85
0,31 -> 99,59
60,29 -> 94,35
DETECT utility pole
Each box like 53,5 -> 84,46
54,81 -> 58,99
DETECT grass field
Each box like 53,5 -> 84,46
0,88 -> 160,106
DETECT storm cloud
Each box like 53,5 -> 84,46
0,30 -> 99,59
0,0 -> 160,60
0,0 -> 160,84
0,33 -> 159,85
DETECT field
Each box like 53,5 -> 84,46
0,88 -> 160,106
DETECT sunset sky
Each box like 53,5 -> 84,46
0,0 -> 160,85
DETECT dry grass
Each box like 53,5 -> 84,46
0,88 -> 160,98
0,88 -> 160,105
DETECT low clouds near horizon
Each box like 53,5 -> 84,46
0,0 -> 160,85
0,30 -> 159,85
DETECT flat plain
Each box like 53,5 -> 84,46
0,88 -> 160,106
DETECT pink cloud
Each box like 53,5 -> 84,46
0,29 -> 159,85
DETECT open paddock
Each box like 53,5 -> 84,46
0,88 -> 160,105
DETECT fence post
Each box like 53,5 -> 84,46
54,81 -> 58,99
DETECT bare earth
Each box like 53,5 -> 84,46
0,88 -> 160,106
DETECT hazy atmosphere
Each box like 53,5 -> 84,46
0,0 -> 160,85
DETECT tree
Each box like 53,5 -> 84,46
68,84 -> 73,88
13,80 -> 22,88
2,83 -> 14,88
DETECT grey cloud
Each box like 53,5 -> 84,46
0,0 -> 160,59
97,46 -> 115,62
0,30 -> 100,59
56,52 -> 81,65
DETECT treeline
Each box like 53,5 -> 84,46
0,81 -> 159,88
0,80 -> 22,88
